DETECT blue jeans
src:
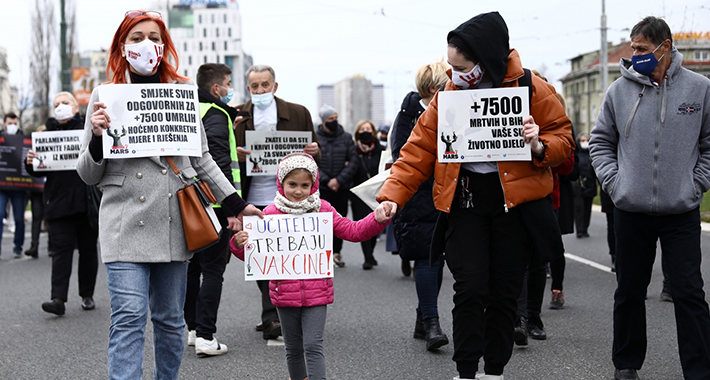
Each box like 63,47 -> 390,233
106,261 -> 188,380
415,255 -> 444,320
0,190 -> 26,255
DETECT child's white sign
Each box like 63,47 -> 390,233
97,83 -> 202,159
242,212 -> 333,281
245,131 -> 312,176
31,130 -> 84,171
438,87 -> 530,163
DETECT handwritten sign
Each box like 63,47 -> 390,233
244,131 -> 311,176
97,83 -> 202,159
438,87 -> 530,163
0,135 -> 43,191
31,130 -> 84,171
242,213 -> 333,281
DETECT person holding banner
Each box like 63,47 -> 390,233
75,10 -> 262,380
26,92 -> 99,315
377,12 -> 573,380
234,64 -> 320,340
231,152 -> 395,380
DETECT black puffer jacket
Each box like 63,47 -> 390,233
26,114 -> 88,221
316,123 -> 359,191
391,92 -> 438,260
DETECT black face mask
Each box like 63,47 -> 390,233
358,132 -> 373,143
324,120 -> 338,131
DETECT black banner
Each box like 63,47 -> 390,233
0,134 -> 44,191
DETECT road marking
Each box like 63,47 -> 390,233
564,252 -> 614,274
266,337 -> 284,346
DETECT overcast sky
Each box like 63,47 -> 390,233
1,0 -> 709,121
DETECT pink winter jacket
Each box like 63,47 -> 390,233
230,200 -> 388,308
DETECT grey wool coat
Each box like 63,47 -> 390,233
77,83 -> 238,263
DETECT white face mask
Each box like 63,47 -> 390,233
452,63 -> 485,90
580,141 -> 589,150
5,124 -> 18,134
251,89 -> 275,110
54,103 -> 74,121
125,39 -> 164,76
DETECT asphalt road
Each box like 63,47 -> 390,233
0,207 -> 707,379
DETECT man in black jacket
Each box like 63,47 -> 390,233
184,63 -> 241,357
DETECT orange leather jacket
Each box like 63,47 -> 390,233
377,49 -> 574,212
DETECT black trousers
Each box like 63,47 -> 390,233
516,262 -> 547,320
184,208 -> 230,340
574,196 -> 594,235
445,172 -> 531,377
320,188 -> 349,254
349,194 -> 377,264
613,208 -> 710,379
47,213 -> 98,301
28,192 -> 43,249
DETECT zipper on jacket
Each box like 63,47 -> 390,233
652,84 -> 662,214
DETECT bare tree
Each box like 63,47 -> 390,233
65,0 -> 78,89
30,0 -> 56,124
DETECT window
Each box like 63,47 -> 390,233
198,14 -> 202,24
199,42 -> 202,51
212,42 -> 215,51
183,42 -> 187,52
224,41 -> 228,50
204,55 -> 208,64
185,70 -> 188,76
228,28 -> 231,37
216,55 -> 220,63
211,14 -> 214,24
223,14 -> 227,23
203,28 -> 207,37
216,28 -> 219,37
188,56 -> 192,65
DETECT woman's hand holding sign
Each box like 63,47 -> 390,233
90,102 -> 110,137
523,115 -> 544,157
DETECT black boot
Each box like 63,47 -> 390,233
24,243 -> 38,258
41,298 -> 65,316
514,315 -> 528,346
528,314 -> 547,340
413,310 -> 425,340
424,317 -> 449,351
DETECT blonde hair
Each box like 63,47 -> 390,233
54,91 -> 78,105
354,120 -> 376,137
415,59 -> 449,97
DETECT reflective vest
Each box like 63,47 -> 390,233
199,102 -> 242,205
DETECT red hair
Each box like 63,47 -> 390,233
106,14 -> 188,84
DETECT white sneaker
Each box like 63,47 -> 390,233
187,330 -> 196,346
195,336 -> 228,357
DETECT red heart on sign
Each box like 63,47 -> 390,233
323,220 -> 328,224
245,223 -> 252,230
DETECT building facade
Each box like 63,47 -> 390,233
164,0 -> 251,104
561,33 -> 710,134
317,75 -> 384,134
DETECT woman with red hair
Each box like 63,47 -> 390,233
76,11 -> 261,379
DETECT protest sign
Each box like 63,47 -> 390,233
438,87 -> 530,163
0,134 -> 44,191
242,212 -> 333,281
97,83 -> 202,159
31,130 -> 84,171
244,131 -> 312,176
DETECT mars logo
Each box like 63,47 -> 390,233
441,132 -> 459,159
36,155 -> 48,168
249,156 -> 264,173
127,50 -> 141,60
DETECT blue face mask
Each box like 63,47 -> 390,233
251,90 -> 274,110
220,86 -> 234,104
631,42 -> 665,77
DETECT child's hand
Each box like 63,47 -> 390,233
233,231 -> 249,248
375,201 -> 398,223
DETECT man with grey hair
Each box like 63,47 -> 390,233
234,64 -> 320,340
590,16 -> 710,380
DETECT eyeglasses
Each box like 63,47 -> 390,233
125,10 -> 162,20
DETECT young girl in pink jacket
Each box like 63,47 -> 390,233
231,152 -> 395,380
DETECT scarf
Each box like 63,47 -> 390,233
274,190 -> 321,214
356,140 -> 375,154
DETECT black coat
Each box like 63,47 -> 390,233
26,114 -> 89,221
577,148 -> 597,198
316,124 -> 359,191
391,92 -> 439,260
557,150 -> 579,235
352,142 -> 382,187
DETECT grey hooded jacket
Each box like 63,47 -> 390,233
590,47 -> 710,215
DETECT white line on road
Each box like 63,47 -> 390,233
266,337 -> 284,346
564,252 -> 614,274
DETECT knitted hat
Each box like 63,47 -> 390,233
319,104 -> 337,121
276,152 -> 319,195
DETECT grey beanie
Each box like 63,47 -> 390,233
319,104 -> 337,121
